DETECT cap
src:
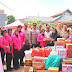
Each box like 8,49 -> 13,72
47,26 -> 50,29
33,23 -> 37,25
39,24 -> 42,27
24,23 -> 28,26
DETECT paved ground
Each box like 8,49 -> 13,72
3,56 -> 25,72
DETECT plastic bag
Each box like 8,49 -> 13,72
32,47 -> 41,57
45,47 -> 52,57
41,48 -> 46,57
50,50 -> 58,55
45,55 -> 61,70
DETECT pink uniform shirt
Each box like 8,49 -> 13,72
12,35 -> 21,51
6,33 -> 13,53
13,31 -> 26,44
0,35 -> 9,53
37,34 -> 47,47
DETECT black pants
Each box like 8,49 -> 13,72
1,48 -> 5,63
6,53 -> 12,69
24,45 -> 30,50
19,48 -> 25,64
47,41 -> 54,46
32,44 -> 39,48
13,49 -> 20,68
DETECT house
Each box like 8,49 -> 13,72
51,9 -> 72,28
0,10 -> 8,28
23,16 -> 53,24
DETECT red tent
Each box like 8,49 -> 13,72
2,20 -> 24,30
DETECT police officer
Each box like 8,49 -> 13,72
57,23 -> 62,37
38,24 -> 42,34
29,23 -> 39,48
24,23 -> 30,50
61,24 -> 69,40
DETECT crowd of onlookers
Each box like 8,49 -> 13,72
0,22 -> 72,72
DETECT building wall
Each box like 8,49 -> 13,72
56,11 -> 72,21
0,21 -> 5,28
0,14 -> 8,28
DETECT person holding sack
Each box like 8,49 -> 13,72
37,29 -> 47,47
12,29 -> 21,70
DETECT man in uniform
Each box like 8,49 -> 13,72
61,24 -> 69,40
29,23 -> 39,48
38,25 -> 42,34
24,23 -> 30,50
57,23 -> 62,37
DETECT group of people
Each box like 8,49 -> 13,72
0,22 -> 71,71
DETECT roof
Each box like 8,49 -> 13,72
51,9 -> 72,17
23,16 -> 54,23
54,21 -> 72,25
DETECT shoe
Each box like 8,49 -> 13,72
3,61 -> 6,65
17,66 -> 20,68
20,62 -> 24,66
7,67 -> 13,71
13,67 -> 18,70
4,70 -> 7,72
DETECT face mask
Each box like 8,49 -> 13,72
42,34 -> 44,36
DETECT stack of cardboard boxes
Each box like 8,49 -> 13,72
66,44 -> 72,58
62,59 -> 72,72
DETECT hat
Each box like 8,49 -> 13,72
24,21 -> 28,26
24,23 -> 28,26
39,24 -> 42,27
47,26 -> 50,29
33,23 -> 37,25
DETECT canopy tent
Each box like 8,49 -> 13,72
2,20 -> 24,30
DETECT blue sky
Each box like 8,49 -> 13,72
0,0 -> 72,19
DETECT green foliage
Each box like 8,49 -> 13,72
28,20 -> 55,30
7,15 -> 15,24
29,20 -> 42,28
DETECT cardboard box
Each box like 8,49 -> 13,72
24,66 -> 33,72
66,44 -> 72,58
63,59 -> 72,64
48,67 -> 59,72
62,64 -> 72,72
25,60 -> 32,66
57,49 -> 67,59
33,57 -> 45,63
66,44 -> 72,50
55,41 -> 65,47
33,62 -> 45,70
57,38 -> 65,41
65,40 -> 71,44
34,70 -> 49,72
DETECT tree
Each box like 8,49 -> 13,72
7,15 -> 15,24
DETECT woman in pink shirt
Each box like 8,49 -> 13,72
37,29 -> 47,47
12,29 -> 21,70
13,25 -> 26,66
0,30 -> 10,72
6,28 -> 13,71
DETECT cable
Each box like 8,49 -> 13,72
0,1 -> 14,11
